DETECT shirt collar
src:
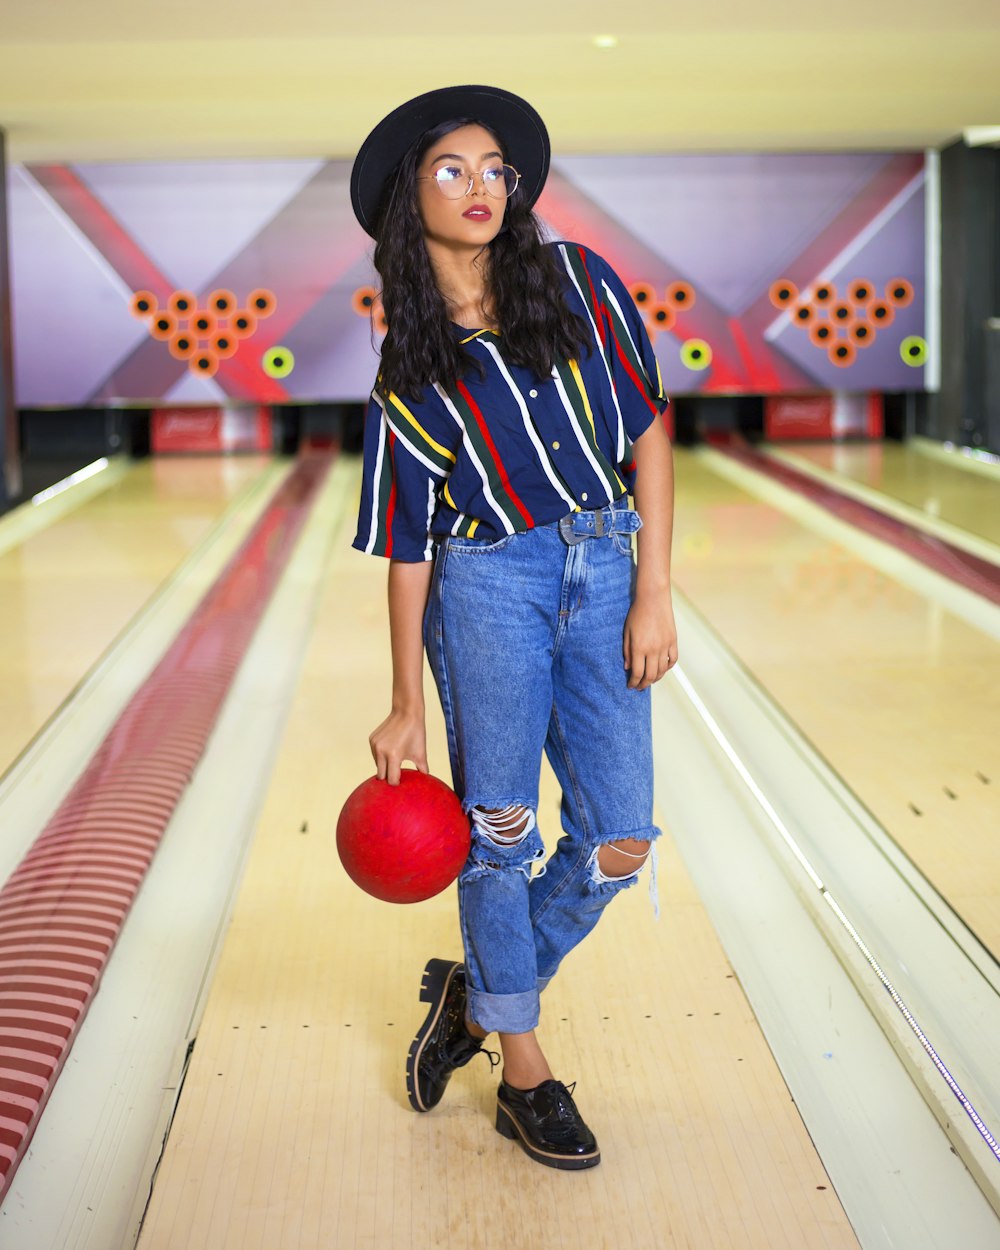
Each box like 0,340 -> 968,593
453,326 -> 500,345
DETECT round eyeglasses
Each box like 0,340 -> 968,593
417,164 -> 521,201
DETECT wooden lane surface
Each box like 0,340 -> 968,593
672,449 -> 1000,958
774,442 -> 1000,546
136,476 -> 860,1250
0,456 -> 272,778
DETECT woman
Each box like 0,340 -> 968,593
350,85 -> 677,1170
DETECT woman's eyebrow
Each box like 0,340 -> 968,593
430,150 -> 503,163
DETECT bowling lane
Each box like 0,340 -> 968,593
135,462 -> 861,1250
671,447 -> 1000,959
0,455 -> 277,777
765,440 -> 1000,546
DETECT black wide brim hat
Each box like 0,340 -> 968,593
350,84 -> 550,238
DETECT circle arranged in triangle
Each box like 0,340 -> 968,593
130,288 -> 277,377
768,277 -> 917,368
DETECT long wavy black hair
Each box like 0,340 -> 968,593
371,118 -> 593,401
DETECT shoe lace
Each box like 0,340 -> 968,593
481,1047 -> 501,1073
548,1080 -> 579,1124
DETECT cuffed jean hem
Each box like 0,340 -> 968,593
467,987 -> 540,1034
537,974 -> 553,993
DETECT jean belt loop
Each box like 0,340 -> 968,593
594,509 -> 605,538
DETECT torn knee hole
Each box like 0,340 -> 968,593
597,838 -> 651,878
471,804 -> 536,846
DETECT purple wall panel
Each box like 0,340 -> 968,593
9,153 -> 927,408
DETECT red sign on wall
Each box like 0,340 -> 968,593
764,393 -> 883,440
151,406 -> 272,453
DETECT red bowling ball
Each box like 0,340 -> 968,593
336,770 -> 471,903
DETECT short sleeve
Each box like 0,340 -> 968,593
352,389 -> 452,562
589,250 -> 670,443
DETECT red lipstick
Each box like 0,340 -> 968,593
462,205 -> 493,221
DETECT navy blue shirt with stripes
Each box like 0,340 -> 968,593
353,242 -> 669,563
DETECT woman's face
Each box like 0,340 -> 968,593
415,124 -> 508,250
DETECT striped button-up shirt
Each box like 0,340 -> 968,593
353,242 -> 669,562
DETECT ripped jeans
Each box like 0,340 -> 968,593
423,498 -> 662,1035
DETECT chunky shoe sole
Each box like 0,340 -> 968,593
495,1101 -> 602,1170
405,958 -> 462,1112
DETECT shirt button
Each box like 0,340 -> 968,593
529,389 -> 538,398
582,492 -> 589,502
552,441 -> 560,450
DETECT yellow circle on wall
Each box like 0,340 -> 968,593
899,336 -> 927,367
681,339 -> 712,371
263,346 -> 295,378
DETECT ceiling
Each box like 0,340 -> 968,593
1,1 -> 999,163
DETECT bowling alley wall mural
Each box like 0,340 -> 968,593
9,152 -> 927,408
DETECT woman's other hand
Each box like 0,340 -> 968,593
623,590 -> 678,691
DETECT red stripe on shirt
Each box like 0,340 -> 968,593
385,431 -> 398,558
602,306 -> 660,417
456,380 -> 535,526
576,246 -> 606,346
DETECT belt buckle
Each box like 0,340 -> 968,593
558,514 -> 587,545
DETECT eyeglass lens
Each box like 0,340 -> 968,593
432,165 -> 520,199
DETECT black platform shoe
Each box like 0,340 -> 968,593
495,1078 -> 601,1170
406,958 -> 492,1112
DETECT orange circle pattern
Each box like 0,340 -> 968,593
623,280 -> 698,337
231,310 -> 258,338
208,289 -> 237,315
131,288 -> 278,375
248,289 -> 277,317
850,322 -> 875,348
773,274 -> 916,369
628,282 -> 655,308
768,280 -> 798,308
352,286 -> 381,318
886,278 -> 913,307
664,281 -> 695,310
168,334 -> 196,360
828,341 -> 856,368
130,290 -> 158,318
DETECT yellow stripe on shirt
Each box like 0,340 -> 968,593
386,391 -> 457,465
568,358 -> 598,440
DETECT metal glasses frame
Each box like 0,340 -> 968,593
416,164 -> 522,200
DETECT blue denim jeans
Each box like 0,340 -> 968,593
423,499 -> 661,1034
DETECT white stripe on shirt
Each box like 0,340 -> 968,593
550,367 -> 619,500
557,244 -> 629,463
365,405 -> 388,555
481,340 -> 577,513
